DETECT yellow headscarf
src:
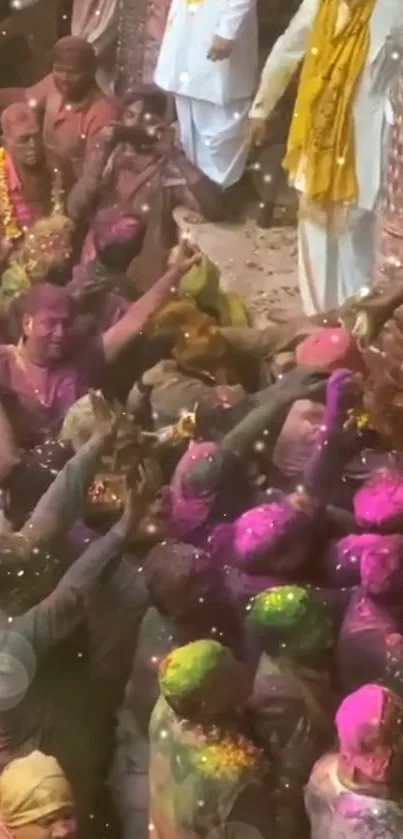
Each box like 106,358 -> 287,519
284,0 -> 376,207
0,752 -> 74,829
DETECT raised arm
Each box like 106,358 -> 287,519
67,129 -> 116,223
220,367 -> 328,458
14,513 -> 130,657
249,0 -> 319,122
19,395 -> 117,548
101,244 -> 201,363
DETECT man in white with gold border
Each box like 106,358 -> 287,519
249,0 -> 402,315
154,0 -> 257,189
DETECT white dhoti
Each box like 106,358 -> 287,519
175,95 -> 249,188
298,207 -> 377,315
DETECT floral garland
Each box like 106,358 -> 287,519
0,148 -> 64,241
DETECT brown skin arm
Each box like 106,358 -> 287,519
102,244 -> 202,363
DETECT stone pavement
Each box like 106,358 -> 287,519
174,207 -> 303,327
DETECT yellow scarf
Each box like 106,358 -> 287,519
284,0 -> 376,207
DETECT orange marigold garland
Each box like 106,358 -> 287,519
0,148 -> 64,241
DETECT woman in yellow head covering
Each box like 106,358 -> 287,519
0,752 -> 75,839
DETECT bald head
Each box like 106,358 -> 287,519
1,103 -> 43,167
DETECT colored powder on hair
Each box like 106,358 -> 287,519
160,640 -> 234,705
247,585 -> 332,655
354,470 -> 403,527
192,732 -> 262,779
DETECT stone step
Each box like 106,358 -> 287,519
174,206 -> 302,327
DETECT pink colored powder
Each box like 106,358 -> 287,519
233,502 -> 306,573
336,684 -> 393,783
354,470 -> 403,527
360,534 -> 403,595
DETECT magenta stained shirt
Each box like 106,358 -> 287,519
0,338 -> 106,447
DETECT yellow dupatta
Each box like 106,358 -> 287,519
283,0 -> 376,209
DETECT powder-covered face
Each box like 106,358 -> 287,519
122,100 -> 144,127
24,305 -> 72,364
7,127 -> 43,168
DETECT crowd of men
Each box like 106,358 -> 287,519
0,2 -> 402,839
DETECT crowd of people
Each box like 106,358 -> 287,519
1,2 -> 403,839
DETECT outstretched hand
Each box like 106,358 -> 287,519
169,237 -> 202,282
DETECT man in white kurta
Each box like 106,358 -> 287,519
155,0 -> 257,188
248,0 -> 402,315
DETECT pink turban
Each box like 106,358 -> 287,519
336,684 -> 403,784
1,103 -> 38,143
296,327 -> 364,373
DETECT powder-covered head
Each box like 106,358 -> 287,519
22,283 -> 73,364
121,84 -> 167,126
360,533 -> 403,599
1,102 -> 39,143
159,639 -> 251,716
170,441 -> 253,542
51,36 -> 96,70
149,299 -> 209,339
92,208 -> 145,270
354,469 -> 403,530
23,283 -> 72,318
296,327 -> 364,373
144,540 -> 222,621
1,103 -> 43,168
17,214 -> 74,285
232,502 -> 310,575
336,684 -> 403,785
246,585 -> 333,657
272,399 -> 325,477
0,750 -> 74,830
324,533 -> 375,588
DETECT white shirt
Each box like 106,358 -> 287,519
249,0 -> 403,210
154,0 -> 258,104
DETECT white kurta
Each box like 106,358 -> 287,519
250,0 -> 403,314
155,0 -> 258,186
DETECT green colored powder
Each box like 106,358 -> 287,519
247,585 -> 332,656
160,640 -> 234,706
